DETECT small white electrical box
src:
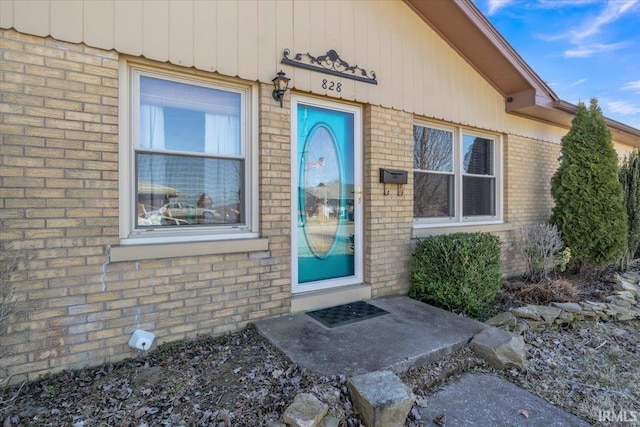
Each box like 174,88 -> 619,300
128,329 -> 155,351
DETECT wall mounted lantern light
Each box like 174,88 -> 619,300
272,70 -> 290,108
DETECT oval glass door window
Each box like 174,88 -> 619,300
301,124 -> 341,259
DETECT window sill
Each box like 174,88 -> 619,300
412,222 -> 513,239
109,237 -> 269,262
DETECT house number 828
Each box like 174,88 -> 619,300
322,79 -> 342,92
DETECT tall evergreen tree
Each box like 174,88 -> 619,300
619,149 -> 640,269
550,99 -> 627,267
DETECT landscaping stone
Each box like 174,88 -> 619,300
581,301 -> 607,312
347,370 -> 415,427
605,304 -> 629,316
511,323 -> 527,335
487,276 -> 640,337
551,302 -> 583,313
615,309 -> 639,321
605,295 -> 633,307
581,310 -> 601,321
470,327 -> 526,369
319,416 -> 340,427
615,290 -> 637,300
530,305 -> 562,322
511,306 -> 541,321
283,393 -> 329,427
615,274 -> 639,296
621,271 -> 640,281
556,310 -> 575,322
485,311 -> 516,327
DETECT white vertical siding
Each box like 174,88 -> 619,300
193,1 -> 217,72
84,0 -> 114,49
169,1 -> 194,68
0,0 -> 13,29
215,1 -> 238,77
14,0 -> 49,37
257,0 -> 277,80
237,1 -> 258,81
338,1 -> 356,101
114,1 -> 143,56
0,0 -> 597,144
51,0 -> 83,43
142,1 -> 170,63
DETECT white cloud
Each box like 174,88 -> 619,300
622,81 -> 640,92
487,0 -> 514,15
570,0 -> 638,41
536,0 -> 598,7
538,0 -> 640,58
564,41 -> 628,58
607,100 -> 640,115
570,78 -> 588,87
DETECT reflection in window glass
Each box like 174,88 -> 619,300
413,125 -> 455,218
139,76 -> 241,156
136,153 -> 243,227
463,134 -> 493,175
414,126 -> 453,172
463,176 -> 495,216
135,74 -> 244,229
414,125 -> 498,221
414,172 -> 455,217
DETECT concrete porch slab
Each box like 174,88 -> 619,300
254,295 -> 486,377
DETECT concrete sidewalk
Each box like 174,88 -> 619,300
255,295 -> 486,376
418,373 -> 590,426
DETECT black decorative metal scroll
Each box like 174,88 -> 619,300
281,49 -> 377,85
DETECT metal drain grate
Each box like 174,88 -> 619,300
306,301 -> 389,328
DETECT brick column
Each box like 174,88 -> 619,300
362,105 -> 414,296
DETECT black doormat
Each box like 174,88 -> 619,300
306,301 -> 389,328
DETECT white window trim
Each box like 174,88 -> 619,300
117,59 -> 260,246
413,121 -> 503,229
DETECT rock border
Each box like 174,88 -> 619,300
486,272 -> 640,334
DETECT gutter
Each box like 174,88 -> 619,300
553,100 -> 640,137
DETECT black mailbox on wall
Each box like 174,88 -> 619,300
379,168 -> 408,184
379,168 -> 408,196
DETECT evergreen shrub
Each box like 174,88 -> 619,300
409,232 -> 501,316
551,99 -> 627,268
619,149 -> 640,270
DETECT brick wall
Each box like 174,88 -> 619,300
363,105 -> 415,296
0,26 -> 564,383
0,29 -> 289,385
500,134 -> 561,276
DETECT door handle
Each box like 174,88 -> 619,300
356,186 -> 362,204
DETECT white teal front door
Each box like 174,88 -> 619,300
291,97 -> 362,293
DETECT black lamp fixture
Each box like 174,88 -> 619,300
272,70 -> 290,108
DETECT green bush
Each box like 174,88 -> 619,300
409,232 -> 501,316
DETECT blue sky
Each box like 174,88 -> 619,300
474,0 -> 640,130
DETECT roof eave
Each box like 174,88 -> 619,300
403,0 -> 640,144
554,100 -> 640,140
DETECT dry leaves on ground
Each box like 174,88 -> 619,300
3,270 -> 639,426
2,327 -> 361,426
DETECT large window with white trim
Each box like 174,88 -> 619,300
121,66 -> 255,242
413,123 -> 501,225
